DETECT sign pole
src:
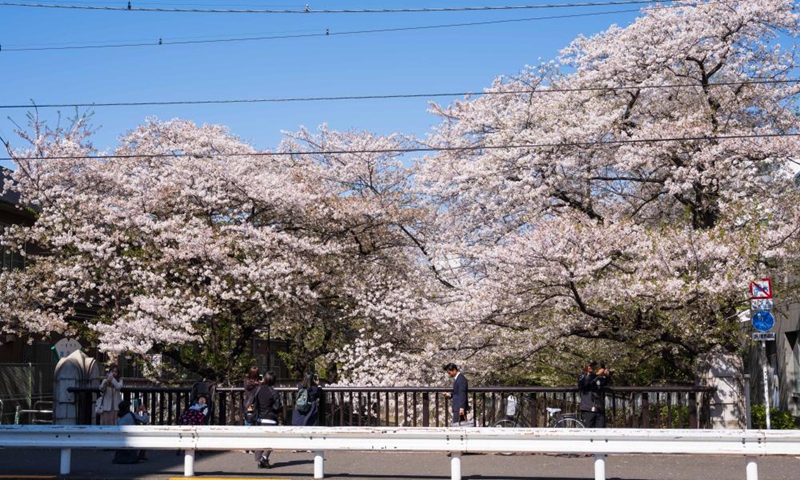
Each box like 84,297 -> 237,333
762,340 -> 770,430
749,278 -> 774,430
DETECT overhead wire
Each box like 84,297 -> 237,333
0,7 -> 658,51
0,78 -> 797,110
1,132 -> 798,163
0,1 -> 685,14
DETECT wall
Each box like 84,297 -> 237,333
698,349 -> 746,429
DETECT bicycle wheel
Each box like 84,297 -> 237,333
553,417 -> 585,428
492,419 -> 518,428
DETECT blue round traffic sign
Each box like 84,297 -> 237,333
752,310 -> 775,332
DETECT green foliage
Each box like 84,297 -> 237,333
751,404 -> 797,430
654,405 -> 691,429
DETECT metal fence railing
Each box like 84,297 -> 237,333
68,384 -> 715,429
0,363 -> 53,424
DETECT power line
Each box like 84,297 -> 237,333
2,132 -> 797,162
0,5 -> 684,52
1,78 -> 797,110
0,1 -> 682,14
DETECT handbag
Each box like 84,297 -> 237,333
94,395 -> 104,415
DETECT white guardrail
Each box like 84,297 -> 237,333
1,425 -> 799,480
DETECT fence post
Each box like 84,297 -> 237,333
28,363 -> 33,414
218,390 -> 227,425
688,391 -> 698,429
610,392 -> 617,427
422,392 -> 430,427
641,394 -> 649,428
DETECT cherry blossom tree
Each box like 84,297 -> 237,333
2,1 -> 799,389
415,0 -> 800,381
0,116 -> 434,383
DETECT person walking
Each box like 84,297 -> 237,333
253,371 -> 281,469
291,373 -> 323,426
98,363 -> 123,426
578,360 -> 612,428
443,363 -> 469,425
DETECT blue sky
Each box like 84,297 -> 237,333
0,1 -> 648,161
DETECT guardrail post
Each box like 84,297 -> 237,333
60,448 -> 71,475
450,452 -> 461,480
594,454 -> 606,480
184,449 -> 195,477
314,450 -> 324,478
746,456 -> 758,480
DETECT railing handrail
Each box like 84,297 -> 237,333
70,385 -> 716,393
66,383 -> 717,429
0,425 -> 794,480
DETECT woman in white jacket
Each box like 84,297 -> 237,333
98,364 -> 123,425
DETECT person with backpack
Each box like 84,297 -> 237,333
291,373 -> 322,426
253,371 -> 282,469
243,366 -> 261,426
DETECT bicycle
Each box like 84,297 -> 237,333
545,407 -> 585,428
492,394 -> 529,428
491,395 -> 585,428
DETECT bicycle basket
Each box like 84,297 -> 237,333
505,395 -> 518,417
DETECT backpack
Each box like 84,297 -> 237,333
295,387 -> 311,414
244,386 -> 260,424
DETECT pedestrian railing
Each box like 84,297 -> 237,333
0,424 -> 796,480
68,384 -> 715,429
13,402 -> 52,425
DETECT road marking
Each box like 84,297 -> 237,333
169,478 -> 292,480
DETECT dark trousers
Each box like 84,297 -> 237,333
254,418 -> 277,463
581,410 -> 606,428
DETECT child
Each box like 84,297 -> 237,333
179,395 -> 209,425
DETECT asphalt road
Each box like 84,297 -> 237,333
1,448 -> 799,480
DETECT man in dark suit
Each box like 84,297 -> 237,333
578,360 -> 612,428
443,363 -> 469,425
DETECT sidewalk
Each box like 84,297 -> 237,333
0,447 -> 798,479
